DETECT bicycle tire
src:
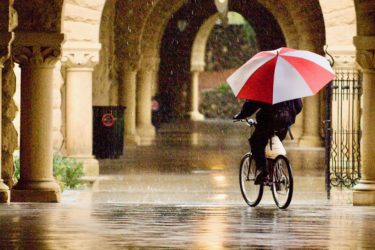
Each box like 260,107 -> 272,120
271,155 -> 293,209
239,153 -> 263,207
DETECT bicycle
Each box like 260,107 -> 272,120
238,118 -> 293,209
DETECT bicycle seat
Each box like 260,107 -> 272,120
265,135 -> 286,159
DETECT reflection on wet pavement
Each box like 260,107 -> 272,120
1,204 -> 375,249
0,120 -> 365,249
96,120 -> 329,205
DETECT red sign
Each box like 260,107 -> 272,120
101,113 -> 116,127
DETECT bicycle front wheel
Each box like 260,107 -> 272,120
239,153 -> 263,207
271,155 -> 293,209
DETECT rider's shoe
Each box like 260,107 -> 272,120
254,170 -> 268,185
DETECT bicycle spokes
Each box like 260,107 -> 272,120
271,156 -> 293,209
240,154 -> 263,207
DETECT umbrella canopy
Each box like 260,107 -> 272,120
226,47 -> 335,104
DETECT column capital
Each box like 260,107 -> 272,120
123,60 -> 141,72
354,36 -> 375,70
191,63 -> 205,72
328,46 -> 356,69
12,32 -> 64,67
140,56 -> 160,72
61,42 -> 101,69
13,45 -> 61,67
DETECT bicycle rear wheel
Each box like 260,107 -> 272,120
239,153 -> 263,207
271,155 -> 293,209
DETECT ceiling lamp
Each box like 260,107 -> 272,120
214,0 -> 229,26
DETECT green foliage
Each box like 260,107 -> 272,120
13,153 -> 84,191
53,154 -> 84,191
13,155 -> 20,180
242,21 -> 257,48
218,83 -> 231,93
199,83 -> 244,119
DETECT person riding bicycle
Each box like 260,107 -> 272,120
233,98 -> 302,184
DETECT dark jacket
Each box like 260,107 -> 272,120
234,100 -> 275,129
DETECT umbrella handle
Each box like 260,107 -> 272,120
324,45 -> 335,67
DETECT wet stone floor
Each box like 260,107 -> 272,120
1,120 -> 374,249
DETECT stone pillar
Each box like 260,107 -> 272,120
136,58 -> 157,144
0,0 -> 16,203
353,36 -> 375,205
189,65 -> 205,121
11,33 -> 63,202
120,62 -> 140,145
0,58 -> 10,203
61,43 -> 101,177
299,95 -> 323,147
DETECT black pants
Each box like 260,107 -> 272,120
249,127 -> 288,172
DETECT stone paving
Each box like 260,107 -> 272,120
0,120 -> 373,249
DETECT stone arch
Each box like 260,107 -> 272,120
61,0 -> 106,44
256,0 -> 299,48
155,0 -> 286,119
190,14 -> 219,70
93,0 -> 117,105
115,0 -> 156,68
140,0 -> 188,64
283,1 -> 326,53
13,0 -> 64,33
354,0 -> 375,36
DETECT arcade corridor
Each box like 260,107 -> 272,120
1,120 -> 372,249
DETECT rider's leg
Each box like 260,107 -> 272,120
249,128 -> 269,184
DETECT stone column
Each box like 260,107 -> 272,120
299,95 -> 323,147
0,39 -> 11,203
61,43 -> 101,177
11,33 -> 64,202
353,36 -> 375,205
120,62 -> 140,145
188,65 -> 205,121
0,0 -> 17,203
136,57 -> 159,144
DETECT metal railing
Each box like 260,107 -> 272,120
325,68 -> 362,194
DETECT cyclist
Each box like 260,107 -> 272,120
233,99 -> 302,184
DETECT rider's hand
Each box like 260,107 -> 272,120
233,112 -> 244,120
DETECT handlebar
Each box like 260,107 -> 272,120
233,118 -> 257,127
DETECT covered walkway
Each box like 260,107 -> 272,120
96,120 -> 328,205
1,120 -> 370,249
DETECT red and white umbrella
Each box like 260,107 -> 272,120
227,47 -> 335,104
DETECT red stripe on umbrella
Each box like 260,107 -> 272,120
237,56 -> 277,103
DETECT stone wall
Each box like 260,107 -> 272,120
199,69 -> 235,90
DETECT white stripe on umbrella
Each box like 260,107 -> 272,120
226,47 -> 335,104
281,50 -> 334,74
273,56 -> 314,104
227,53 -> 274,96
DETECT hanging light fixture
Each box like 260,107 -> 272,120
214,0 -> 229,26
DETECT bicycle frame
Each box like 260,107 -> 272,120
238,117 -> 294,208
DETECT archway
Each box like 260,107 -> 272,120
190,12 -> 258,120
158,0 -> 286,121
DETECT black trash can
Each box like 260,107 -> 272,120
93,106 -> 126,159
